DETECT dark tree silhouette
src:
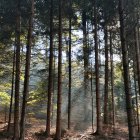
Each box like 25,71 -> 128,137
46,0 -> 54,137
13,0 -> 21,139
118,0 -> 136,138
55,0 -> 62,139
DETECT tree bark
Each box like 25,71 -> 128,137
110,31 -> 115,134
104,25 -> 109,124
118,0 -> 136,139
46,0 -> 54,137
13,0 -> 21,139
82,2 -> 89,121
134,27 -> 140,96
133,61 -> 140,133
19,0 -> 34,139
55,0 -> 62,139
94,0 -> 102,134
7,46 -> 16,132
68,0 -> 72,130
51,50 -> 56,127
91,62 -> 94,130
4,106 -> 7,123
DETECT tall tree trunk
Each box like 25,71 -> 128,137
134,27 -> 140,96
55,0 -> 62,139
68,0 -> 72,130
94,0 -> 102,134
82,3 -> 89,121
19,0 -> 34,139
7,46 -> 16,132
104,25 -> 109,124
91,62 -> 94,130
13,0 -> 21,139
133,61 -> 140,133
110,31 -> 115,134
51,50 -> 56,127
118,0 -> 136,139
46,0 -> 54,137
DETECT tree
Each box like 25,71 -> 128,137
133,61 -> 140,133
118,0 -> 136,139
93,0 -> 102,134
55,0 -> 62,139
19,0 -> 34,139
7,46 -> 16,132
134,26 -> 140,96
110,30 -> 115,133
82,0 -> 89,121
104,24 -> 109,124
46,0 -> 54,137
13,0 -> 21,139
1,0 -> 140,139
68,0 -> 72,130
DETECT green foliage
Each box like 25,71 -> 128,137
114,62 -> 123,83
0,82 -> 11,92
113,62 -> 126,110
0,92 -> 10,107
28,81 -> 47,106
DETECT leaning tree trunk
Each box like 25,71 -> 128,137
46,0 -> 54,137
13,0 -> 21,139
55,0 -> 62,139
19,0 -> 34,139
118,0 -> 136,139
94,0 -> 102,134
7,46 -> 16,132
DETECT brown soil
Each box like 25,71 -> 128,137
0,120 -> 130,140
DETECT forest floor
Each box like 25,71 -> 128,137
0,118 -> 131,140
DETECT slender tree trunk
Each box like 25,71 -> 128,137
7,46 -> 16,132
104,26 -> 109,124
91,62 -> 94,130
46,0 -> 54,137
134,27 -> 140,96
68,0 -> 72,130
94,0 -> 102,134
4,106 -> 7,123
133,62 -> 140,133
118,0 -> 136,139
13,0 -> 21,139
19,0 -> 34,139
110,31 -> 115,134
55,0 -> 62,139
51,50 -> 55,127
82,2 -> 89,121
